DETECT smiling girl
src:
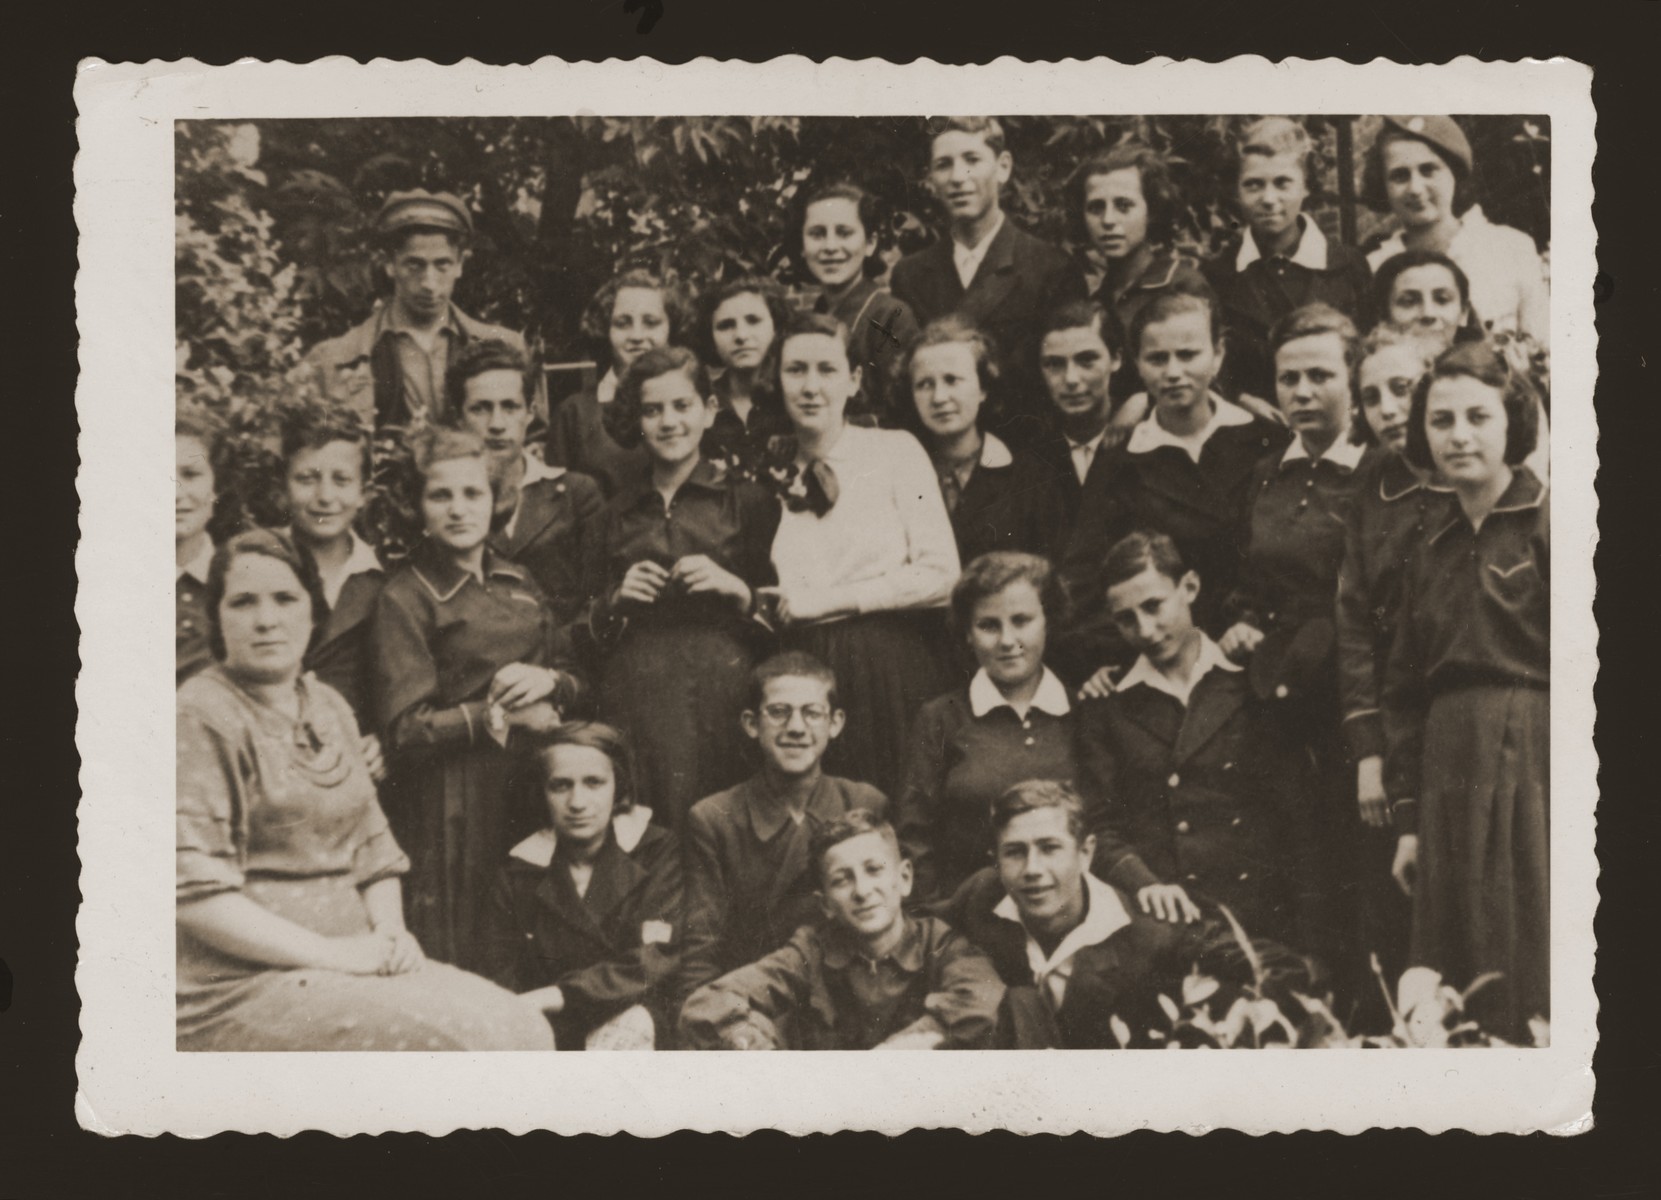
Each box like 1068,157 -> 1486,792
797,181 -> 920,427
547,270 -> 693,498
693,275 -> 795,481
479,722 -> 683,1050
763,312 -> 961,795
902,316 -> 1068,565
372,427 -> 586,968
1382,341 -> 1549,1040
1362,116 -> 1548,342
584,346 -> 781,829
896,552 -> 1078,903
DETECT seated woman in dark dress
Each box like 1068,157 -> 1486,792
176,528 -> 552,1051
900,315 -> 1069,566
896,551 -> 1079,904
693,275 -> 794,482
546,270 -> 695,498
478,721 -> 683,1050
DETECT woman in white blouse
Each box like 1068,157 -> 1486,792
1361,115 -> 1549,344
761,312 -> 962,795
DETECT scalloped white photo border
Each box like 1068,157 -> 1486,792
73,56 -> 1597,1136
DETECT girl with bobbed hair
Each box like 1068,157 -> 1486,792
795,179 -> 921,426
900,315 -> 1069,565
1382,339 -> 1549,1041
478,721 -> 685,1051
547,269 -> 695,498
761,311 -> 961,796
372,425 -> 587,969
1362,116 -> 1548,342
1070,143 -> 1214,368
176,405 -> 230,686
176,528 -> 554,1051
1369,247 -> 1483,349
583,346 -> 782,829
692,274 -> 795,481
896,551 -> 1079,902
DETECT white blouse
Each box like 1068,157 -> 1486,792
771,424 -> 961,620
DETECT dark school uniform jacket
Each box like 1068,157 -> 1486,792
814,278 -> 922,428
303,558 -> 386,727
545,385 -> 651,500
677,914 -> 1003,1050
1064,400 -> 1292,652
677,772 -> 887,1005
1096,248 -> 1215,402
890,218 -> 1088,447
1203,219 -> 1372,403
940,867 -> 1238,1049
1334,449 -> 1456,763
478,807 -> 683,1047
1381,468 -> 1549,829
177,551 -> 214,688
942,432 -> 1072,566
1073,645 -> 1306,944
488,457 -> 605,631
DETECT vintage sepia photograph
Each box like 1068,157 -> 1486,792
74,56 -> 1598,1136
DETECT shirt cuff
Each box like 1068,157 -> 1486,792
1391,798 -> 1419,835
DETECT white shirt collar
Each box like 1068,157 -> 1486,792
968,666 -> 1071,719
1116,633 -> 1241,707
1235,215 -> 1330,271
596,369 -> 619,407
952,211 -> 1006,288
1281,435 -> 1366,471
177,540 -> 214,585
993,872 -> 1133,1009
281,528 -> 380,609
507,807 -> 655,867
1125,395 -> 1254,462
978,432 -> 1014,469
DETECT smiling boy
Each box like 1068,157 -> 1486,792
890,118 -> 1086,448
679,810 -> 1003,1050
675,653 -> 888,1006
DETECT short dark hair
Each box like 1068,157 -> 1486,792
747,650 -> 839,712
1350,326 -> 1440,446
810,808 -> 901,884
1128,289 -> 1221,359
1040,299 -> 1126,358
925,116 -> 1007,157
1403,340 -> 1541,472
898,314 -> 1004,436
989,779 -> 1089,844
1370,248 -> 1474,331
693,275 -> 792,368
579,270 -> 695,369
406,425 -> 510,508
793,181 -> 886,281
1100,529 -> 1189,592
758,311 -> 855,419
1269,302 -> 1362,372
1360,126 -> 1476,217
606,345 -> 711,450
950,551 -> 1070,642
204,528 -> 324,664
528,721 -> 639,814
445,338 -> 533,418
1070,143 -> 1184,248
279,401 -> 372,483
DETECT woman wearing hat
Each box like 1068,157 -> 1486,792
1362,116 -> 1549,343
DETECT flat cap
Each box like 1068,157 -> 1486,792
1382,115 -> 1474,175
375,189 -> 474,237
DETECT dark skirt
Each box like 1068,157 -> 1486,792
1412,684 -> 1549,1041
786,610 -> 955,799
382,746 -> 544,973
598,621 -> 762,829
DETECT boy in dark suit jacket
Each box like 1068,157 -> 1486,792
676,653 -> 887,1008
1073,532 -> 1309,948
680,810 -> 1003,1050
889,117 -> 1088,449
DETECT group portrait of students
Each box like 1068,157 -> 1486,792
174,112 -> 1552,1052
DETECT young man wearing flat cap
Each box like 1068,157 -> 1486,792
303,190 -> 543,429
